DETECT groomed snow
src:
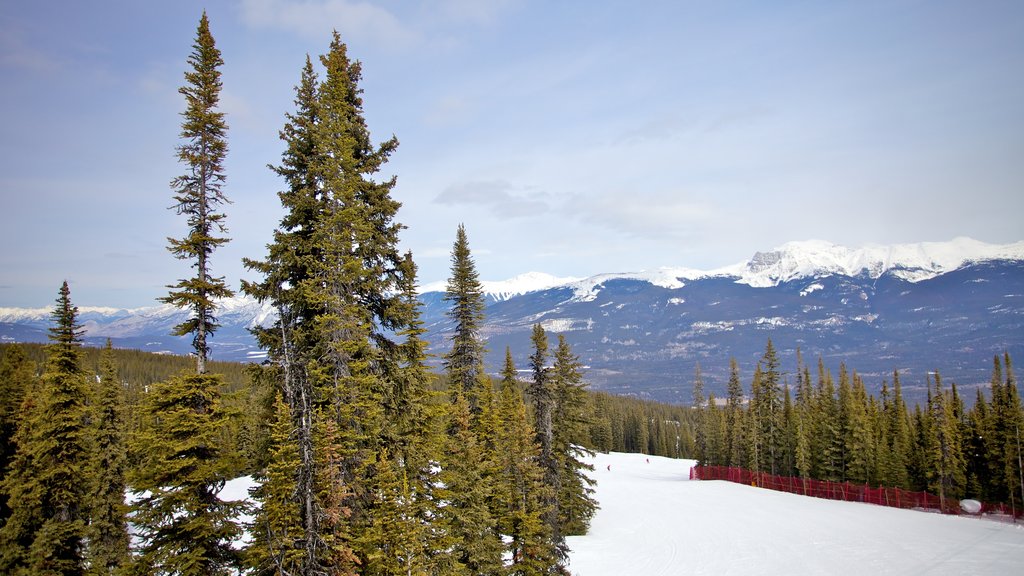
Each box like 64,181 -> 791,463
566,452 -> 1024,576
216,452 -> 1023,574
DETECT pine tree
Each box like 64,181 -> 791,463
246,392 -> 304,576
129,370 -> 243,574
443,224 -> 488,411
494,348 -> 558,575
725,358 -> 746,467
88,340 -> 130,574
527,324 -> 563,558
845,372 -> 875,485
925,372 -> 966,507
161,11 -> 233,375
691,363 -> 707,465
242,30 -> 417,574
0,282 -> 93,574
550,335 -> 597,538
754,339 -> 783,474
0,344 -> 36,525
437,392 -> 504,575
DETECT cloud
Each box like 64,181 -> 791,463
434,179 -> 550,219
240,0 -> 416,48
565,189 -> 713,241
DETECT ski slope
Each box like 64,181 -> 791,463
566,452 -> 1024,576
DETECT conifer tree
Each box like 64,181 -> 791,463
444,224 -> 488,410
438,392 -> 504,575
161,11 -> 233,375
246,392 -> 304,576
845,372 -> 875,485
88,340 -> 130,574
129,369 -> 243,574
242,30 -> 420,573
0,344 -> 35,525
551,335 -> 597,537
0,282 -> 92,574
527,324 -> 562,557
494,348 -> 558,575
925,372 -> 966,507
725,358 -> 746,467
691,363 -> 707,464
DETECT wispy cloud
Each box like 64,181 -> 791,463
564,189 -> 713,241
434,179 -> 550,219
240,0 -> 417,48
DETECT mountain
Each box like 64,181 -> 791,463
3,238 -> 1022,404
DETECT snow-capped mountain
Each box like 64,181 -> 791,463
418,271 -> 581,302
2,238 -> 1022,403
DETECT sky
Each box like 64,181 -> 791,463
2,0 -> 1023,308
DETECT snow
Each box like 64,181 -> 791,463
566,452 -> 1024,576
736,237 -> 1024,287
213,452 -> 1024,574
418,271 -> 581,300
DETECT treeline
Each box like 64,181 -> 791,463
692,339 -> 1024,509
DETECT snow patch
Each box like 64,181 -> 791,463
800,283 -> 824,296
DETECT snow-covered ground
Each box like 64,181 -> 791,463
566,452 -> 1024,576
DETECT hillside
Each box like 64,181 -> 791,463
565,452 -> 1024,576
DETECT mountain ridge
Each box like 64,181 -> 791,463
2,237 -> 1022,404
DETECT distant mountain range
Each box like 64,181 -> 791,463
3,237 -> 1022,404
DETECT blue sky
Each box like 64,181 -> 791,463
2,0 -> 1022,308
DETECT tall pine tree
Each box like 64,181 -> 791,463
0,282 -> 93,574
443,224 -> 487,410
88,341 -> 130,574
161,10 -> 233,375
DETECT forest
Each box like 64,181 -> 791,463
690,342 -> 1024,511
0,10 -> 1021,576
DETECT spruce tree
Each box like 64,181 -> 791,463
246,392 -> 304,576
0,282 -> 92,574
550,335 -> 597,537
691,363 -> 707,465
443,224 -> 488,410
241,31 -> 421,573
0,344 -> 36,525
129,370 -> 243,574
527,324 -> 563,559
494,348 -> 558,575
438,392 -> 504,575
161,11 -> 233,374
88,341 -> 130,574
725,358 -> 746,467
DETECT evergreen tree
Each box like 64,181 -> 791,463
494,348 -> 558,575
725,358 -> 746,467
925,372 -> 966,507
129,370 -> 243,575
246,392 -> 304,576
0,344 -> 36,525
527,324 -> 563,561
551,335 -> 597,538
437,392 -> 504,575
0,282 -> 93,574
443,224 -> 488,410
242,30 -> 417,574
691,363 -> 707,464
161,11 -> 233,375
88,341 -> 130,575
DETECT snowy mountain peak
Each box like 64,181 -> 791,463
736,237 -> 1024,287
420,272 -> 581,301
